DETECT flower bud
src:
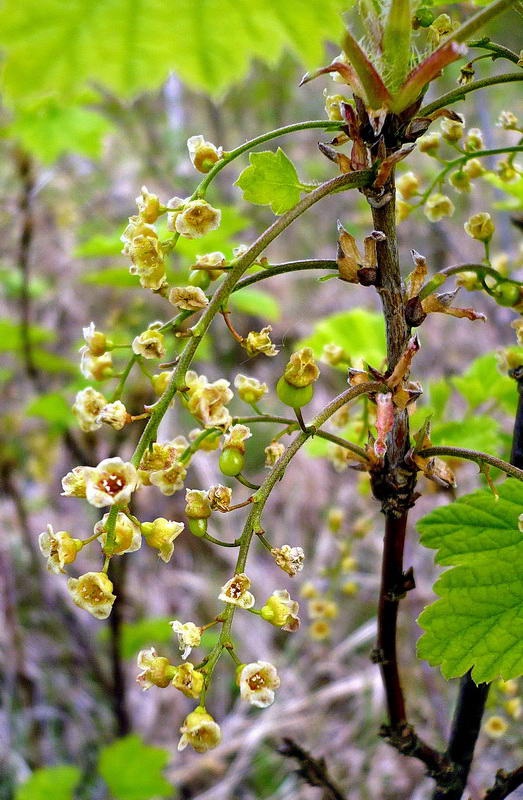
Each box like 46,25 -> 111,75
464,127 -> 484,152
132,329 -> 166,360
497,111 -> 519,131
136,647 -> 176,689
141,518 -> 184,562
440,117 -> 464,142
135,186 -> 161,223
396,171 -> 420,200
418,132 -> 441,154
169,286 -> 208,311
464,212 -> 495,242
234,374 -> 268,405
449,170 -> 471,193
187,135 -> 222,173
185,488 -> 212,519
151,370 -> 173,396
96,401 -> 131,430
264,440 -> 285,467
39,524 -> 82,573
424,193 -> 455,222
463,158 -> 485,179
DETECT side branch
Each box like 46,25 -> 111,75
482,766 -> 523,800
232,259 -> 338,292
416,447 -> 523,483
419,73 -> 523,118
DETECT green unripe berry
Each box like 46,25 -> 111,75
276,376 -> 313,409
188,269 -> 211,291
219,447 -> 245,477
188,518 -> 208,537
495,283 -> 521,308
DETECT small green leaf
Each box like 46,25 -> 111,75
81,267 -> 140,288
230,288 -> 280,321
5,99 -> 111,163
430,416 -> 502,455
15,766 -> 81,800
75,233 -> 122,258
26,392 -> 75,428
418,479 -> 523,682
98,735 -> 173,800
452,352 -> 517,413
298,308 -> 386,370
117,617 -> 173,660
235,148 -> 303,214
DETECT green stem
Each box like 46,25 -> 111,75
418,262 -> 522,300
417,446 -> 523,482
193,120 -> 344,198
445,0 -> 517,46
202,532 -> 241,548
201,380 -> 386,692
416,146 -> 523,207
419,73 -> 523,118
232,260 -> 338,293
111,355 -> 138,402
468,38 -> 522,65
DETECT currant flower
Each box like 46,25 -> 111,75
483,715 -> 509,739
242,326 -> 279,358
94,512 -> 142,555
234,374 -> 268,405
207,484 -> 233,511
82,322 -> 109,356
424,193 -> 455,222
219,573 -> 255,609
264,441 -> 285,467
83,457 -> 139,508
187,135 -> 222,173
38,524 -> 82,573
136,647 -> 176,689
141,518 -> 184,562
172,663 -> 205,699
396,171 -> 419,200
67,572 -> 116,619
135,186 -> 161,223
167,197 -> 221,239
96,401 -> 131,431
169,286 -> 208,311
238,661 -> 280,708
61,466 -> 90,498
185,370 -> 233,428
132,329 -> 166,360
261,590 -> 300,631
464,212 -> 495,242
72,387 -> 108,432
170,620 -> 202,659
138,437 -> 188,495
177,707 -> 221,753
308,597 -> 339,619
80,351 -> 113,381
270,545 -> 304,577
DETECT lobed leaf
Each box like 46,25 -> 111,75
235,148 -> 303,215
417,479 -> 523,682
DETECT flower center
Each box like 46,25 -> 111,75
99,473 -> 125,495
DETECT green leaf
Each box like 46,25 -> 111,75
98,735 -> 173,800
15,766 -> 81,800
0,318 -> 54,352
430,416 -> 502,455
118,617 -> 173,660
235,148 -> 303,214
485,174 -> 523,212
230,288 -> 280,321
418,479 -> 523,682
298,308 -> 386,370
26,392 -> 75,428
0,0 -> 348,102
4,99 -> 111,163
74,233 -> 122,258
32,349 -> 78,375
81,267 -> 140,288
451,352 -> 517,413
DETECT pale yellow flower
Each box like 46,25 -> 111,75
207,484 -> 233,511
465,127 -> 484,152
94,512 -> 142,555
219,573 -> 255,609
72,387 -> 108,432
121,215 -> 166,291
324,92 -> 347,121
61,466 -> 90,498
38,524 -> 81,573
264,441 -> 285,467
308,597 -> 339,620
261,590 -> 300,631
234,374 -> 268,404
185,488 -> 212,519
396,171 -> 420,200
136,647 -> 175,690
498,111 -> 519,131
96,400 -> 130,430
138,437 -> 188,495
132,329 -> 166,360
142,518 -> 184,562
320,343 -> 346,366
192,251 -> 227,280
67,572 -> 116,619
464,212 -> 495,242
483,715 -> 508,739
463,159 -> 485,179
80,350 -> 113,381
83,457 -> 139,508
185,370 -> 233,428
172,663 -> 204,699
135,186 -> 161,223
309,620 -> 331,640
243,326 -> 278,358
189,428 -> 221,451
170,620 -> 202,659
151,370 -> 173,396
169,285 -> 208,311
271,545 -> 304,576
440,118 -> 464,142
284,347 -> 319,388
168,198 -> 221,239
239,661 -> 280,708
418,132 -> 441,154
187,135 -> 222,173
424,193 -> 455,222
177,708 -> 221,753
222,424 -> 251,454
82,322 -> 108,356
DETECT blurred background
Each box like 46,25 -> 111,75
1,2 -> 523,799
